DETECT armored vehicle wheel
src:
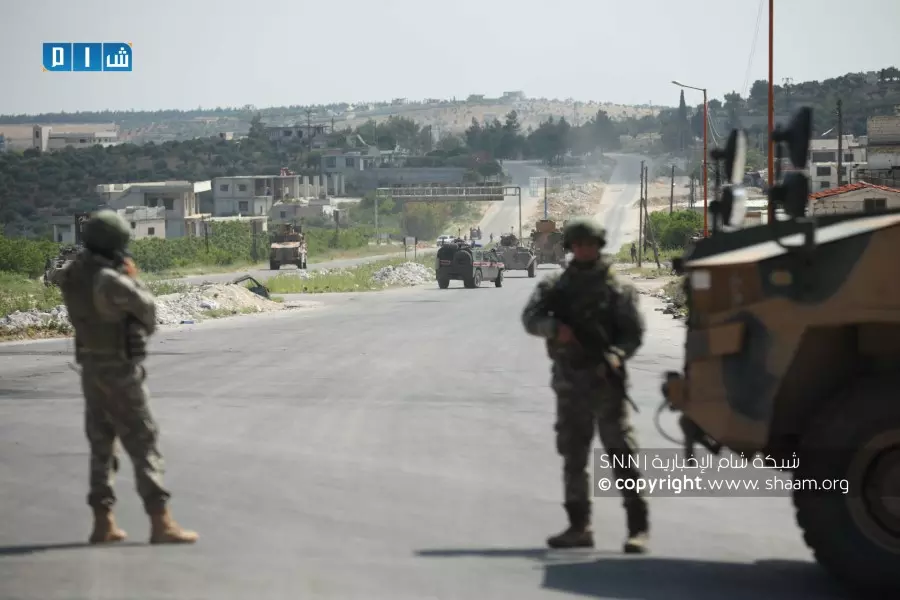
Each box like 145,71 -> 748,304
793,376 -> 900,594
438,276 -> 450,289
527,262 -> 536,278
473,269 -> 483,287
270,260 -> 280,270
495,270 -> 503,288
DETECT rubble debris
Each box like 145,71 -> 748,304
1,282 -> 284,333
371,262 -> 435,287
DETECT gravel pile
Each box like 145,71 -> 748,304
1,283 -> 283,333
371,262 -> 435,287
0,306 -> 70,332
539,182 -> 606,222
649,289 -> 686,320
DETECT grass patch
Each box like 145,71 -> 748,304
201,306 -> 261,319
0,271 -> 63,316
620,266 -> 674,279
265,255 -> 434,295
613,242 -> 683,265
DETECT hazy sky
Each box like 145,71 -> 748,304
3,0 -> 898,115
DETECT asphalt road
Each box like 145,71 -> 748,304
0,268 -> 848,599
596,154 -> 651,251
478,160 -> 549,240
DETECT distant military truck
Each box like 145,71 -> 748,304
269,224 -> 308,270
43,245 -> 81,287
495,232 -> 537,278
469,226 -> 482,240
531,219 -> 566,267
435,239 -> 504,289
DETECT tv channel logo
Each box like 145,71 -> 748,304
42,42 -> 132,72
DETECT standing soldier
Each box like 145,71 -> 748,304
630,242 -> 637,264
54,210 -> 198,546
521,217 -> 649,553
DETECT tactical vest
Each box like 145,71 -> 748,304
59,254 -> 145,364
545,264 -> 619,367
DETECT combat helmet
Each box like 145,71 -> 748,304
82,210 -> 132,254
562,217 -> 606,250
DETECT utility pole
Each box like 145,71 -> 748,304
644,166 -> 661,268
543,177 -> 548,219
669,165 -> 675,214
638,161 -> 644,267
836,99 -> 844,187
305,109 -> 313,149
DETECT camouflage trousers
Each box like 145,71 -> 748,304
551,362 -> 647,514
81,362 -> 170,514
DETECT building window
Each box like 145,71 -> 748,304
163,198 -> 174,210
816,166 -> 831,176
345,157 -> 355,168
238,184 -> 247,192
79,138 -> 86,143
820,181 -> 829,189
280,211 -> 287,219
283,130 -> 292,136
326,157 -> 336,168
864,198 -> 887,213
844,153 -> 853,162
220,184 -> 229,192
131,222 -> 136,229
812,151 -> 835,163
148,227 -> 156,235
145,197 -> 159,207
238,201 -> 249,212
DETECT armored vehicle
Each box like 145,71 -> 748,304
495,233 -> 537,277
661,110 -> 899,595
531,219 -> 566,266
43,245 -> 81,287
269,224 -> 308,270
469,226 -> 482,240
43,212 -> 89,287
435,239 -> 504,289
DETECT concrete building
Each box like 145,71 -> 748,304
49,213 -> 90,244
265,124 -> 328,149
808,182 -> 900,215
96,180 -> 212,238
116,206 -> 167,239
866,116 -> 900,171
33,125 -> 119,152
805,136 -> 867,190
212,173 -> 348,217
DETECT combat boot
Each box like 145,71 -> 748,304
623,501 -> 649,554
89,507 -> 127,544
547,502 -> 594,549
148,507 -> 198,544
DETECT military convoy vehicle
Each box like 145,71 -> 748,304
495,233 -> 537,277
269,224 -> 308,270
661,108 -> 899,595
43,212 -> 89,287
469,226 -> 482,240
435,239 -> 504,289
531,219 -> 566,267
43,245 -> 81,287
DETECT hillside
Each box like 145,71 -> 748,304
0,98 -> 660,146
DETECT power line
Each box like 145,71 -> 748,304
741,0 -> 766,97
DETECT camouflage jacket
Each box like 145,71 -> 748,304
521,261 -> 644,367
55,250 -> 157,365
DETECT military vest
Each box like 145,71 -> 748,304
59,253 -> 142,364
545,263 -> 619,367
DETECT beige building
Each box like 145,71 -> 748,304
808,182 -> 900,215
33,125 -> 119,152
96,180 -> 212,238
117,206 -> 166,239
866,115 -> 900,172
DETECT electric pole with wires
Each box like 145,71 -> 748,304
836,99 -> 844,187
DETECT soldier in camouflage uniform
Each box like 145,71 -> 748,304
521,217 -> 649,553
54,210 -> 198,546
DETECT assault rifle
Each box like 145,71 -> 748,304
545,280 -> 639,412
